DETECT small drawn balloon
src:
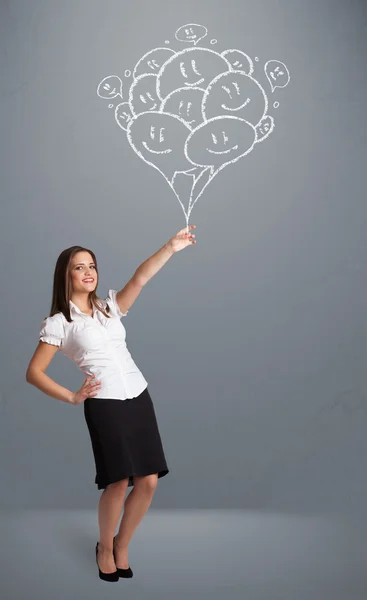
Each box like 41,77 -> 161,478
185,115 -> 256,173
133,48 -> 176,79
127,111 -> 194,184
264,60 -> 290,92
97,75 -> 123,100
255,115 -> 274,143
221,49 -> 254,75
115,102 -> 134,131
175,24 -> 208,46
160,87 -> 205,130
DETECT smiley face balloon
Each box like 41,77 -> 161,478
157,48 -> 232,101
115,102 -> 134,131
202,71 -> 268,127
127,111 -> 194,184
160,87 -> 205,130
129,74 -> 161,116
185,115 -> 257,173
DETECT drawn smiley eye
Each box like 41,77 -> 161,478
179,60 -> 205,86
206,130 -> 238,155
139,92 -> 157,109
142,126 -> 173,154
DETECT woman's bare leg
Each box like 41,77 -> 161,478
114,473 -> 158,568
97,478 -> 129,573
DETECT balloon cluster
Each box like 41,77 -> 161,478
97,24 -> 290,227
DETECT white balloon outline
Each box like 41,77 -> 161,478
175,23 -> 208,46
184,115 -> 258,214
128,73 -> 160,117
132,47 -> 176,79
126,110 -> 204,226
115,102 -> 134,132
159,86 -> 206,130
254,115 -> 275,143
156,47 -> 233,102
96,75 -> 123,100
221,49 -> 254,76
201,69 -> 269,127
264,60 -> 290,92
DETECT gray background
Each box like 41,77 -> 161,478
1,0 -> 366,512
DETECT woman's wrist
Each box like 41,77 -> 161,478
164,241 -> 174,255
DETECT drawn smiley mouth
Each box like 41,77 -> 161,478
207,144 -> 239,155
142,141 -> 172,154
221,98 -> 251,111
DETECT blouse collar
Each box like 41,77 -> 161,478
69,300 -> 98,316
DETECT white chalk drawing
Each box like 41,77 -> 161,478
264,60 -> 290,92
97,75 -> 123,100
221,49 -> 254,76
175,24 -> 208,46
96,24 -> 291,227
115,102 -> 134,131
202,70 -> 268,126
255,115 -> 274,143
156,47 -> 232,102
133,48 -> 175,79
160,86 -> 206,129
128,73 -> 161,116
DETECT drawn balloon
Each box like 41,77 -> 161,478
175,23 -> 208,46
133,48 -> 176,79
221,49 -> 254,75
160,86 -> 206,130
97,75 -> 123,100
115,102 -> 134,131
129,73 -> 161,116
255,115 -> 274,143
156,47 -> 232,101
264,60 -> 290,92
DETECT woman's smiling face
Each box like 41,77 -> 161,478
70,251 -> 98,294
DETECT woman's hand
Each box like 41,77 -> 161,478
166,225 -> 196,253
71,374 -> 102,405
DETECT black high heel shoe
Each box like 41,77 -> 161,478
95,541 -> 119,582
113,535 -> 133,578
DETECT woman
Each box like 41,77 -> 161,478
25,225 -> 196,582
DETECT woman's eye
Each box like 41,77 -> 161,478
77,265 -> 96,270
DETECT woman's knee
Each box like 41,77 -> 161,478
134,473 -> 158,493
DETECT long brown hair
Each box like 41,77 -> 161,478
47,245 -> 111,322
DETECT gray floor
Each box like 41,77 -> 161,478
1,510 -> 366,600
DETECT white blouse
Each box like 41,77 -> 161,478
39,289 -> 148,400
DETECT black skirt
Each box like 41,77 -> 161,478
83,386 -> 169,490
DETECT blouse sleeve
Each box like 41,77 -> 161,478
106,289 -> 128,318
39,314 -> 65,347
